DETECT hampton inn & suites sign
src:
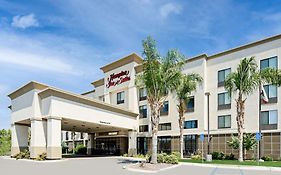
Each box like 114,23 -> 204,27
106,70 -> 131,88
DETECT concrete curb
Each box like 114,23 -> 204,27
180,162 -> 281,172
126,163 -> 181,173
0,156 -> 68,163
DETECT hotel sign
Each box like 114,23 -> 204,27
106,70 -> 130,88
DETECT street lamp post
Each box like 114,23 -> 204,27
205,92 -> 211,155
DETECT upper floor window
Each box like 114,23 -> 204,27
139,88 -> 147,101
186,96 -> 195,112
261,110 -> 278,127
159,123 -> 171,131
263,84 -> 278,103
139,125 -> 149,132
139,105 -> 147,118
117,91 -> 125,104
218,68 -> 231,87
218,115 -> 231,129
260,56 -> 278,70
184,120 -> 198,129
160,101 -> 169,116
80,132 -> 84,139
218,92 -> 231,110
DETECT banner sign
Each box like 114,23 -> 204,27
106,70 -> 130,88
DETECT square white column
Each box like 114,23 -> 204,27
128,130 -> 137,156
47,117 -> 62,159
11,124 -> 29,157
30,118 -> 47,159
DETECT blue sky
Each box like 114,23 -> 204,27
1,0 -> 281,129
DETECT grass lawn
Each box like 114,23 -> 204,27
180,159 -> 281,168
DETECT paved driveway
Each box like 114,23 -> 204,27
0,157 -> 280,175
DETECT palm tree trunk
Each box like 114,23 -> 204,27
178,106 -> 185,159
150,103 -> 160,164
236,94 -> 245,162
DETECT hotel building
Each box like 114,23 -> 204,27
8,34 -> 281,160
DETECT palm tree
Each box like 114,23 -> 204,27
135,37 -> 184,164
175,74 -> 202,159
224,57 -> 280,162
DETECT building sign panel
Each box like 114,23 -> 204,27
106,70 -> 130,88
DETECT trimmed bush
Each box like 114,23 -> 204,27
157,152 -> 179,164
157,152 -> 168,163
191,154 -> 202,160
261,156 -> 273,161
171,152 -> 181,159
212,151 -> 225,160
74,144 -> 87,155
225,153 -> 235,160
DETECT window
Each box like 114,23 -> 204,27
159,123 -> 171,131
80,132 -> 84,139
137,137 -> 147,154
184,135 -> 197,156
186,96 -> 195,112
139,105 -> 147,118
218,92 -> 231,110
117,91 -> 125,104
261,110 -> 278,125
218,68 -> 231,87
218,115 -> 231,129
139,125 -> 149,132
66,132 -> 69,140
139,88 -> 147,101
184,120 -> 198,129
260,56 -> 278,70
160,101 -> 169,115
263,84 -> 277,103
158,136 -> 171,153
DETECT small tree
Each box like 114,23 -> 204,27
0,129 -> 11,156
175,74 -> 202,159
227,133 -> 257,159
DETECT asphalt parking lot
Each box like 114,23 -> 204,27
0,157 -> 280,175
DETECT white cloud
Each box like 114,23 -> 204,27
11,13 -> 39,29
0,48 -> 81,75
159,3 -> 182,19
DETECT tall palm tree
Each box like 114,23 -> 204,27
175,73 -> 202,159
224,57 -> 280,162
136,37 -> 184,164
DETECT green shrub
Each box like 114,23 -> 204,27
261,156 -> 273,161
134,154 -> 146,159
212,151 -> 225,160
35,152 -> 47,161
225,153 -> 235,160
191,154 -> 202,160
157,152 -> 179,164
122,153 -> 128,157
15,149 -> 30,160
171,152 -> 181,159
74,144 -> 87,155
164,154 -> 179,164
157,152 -> 168,163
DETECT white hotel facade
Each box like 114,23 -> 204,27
8,34 -> 281,159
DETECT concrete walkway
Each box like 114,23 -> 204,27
0,156 -> 280,175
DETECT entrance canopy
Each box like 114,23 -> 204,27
9,81 -> 138,130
